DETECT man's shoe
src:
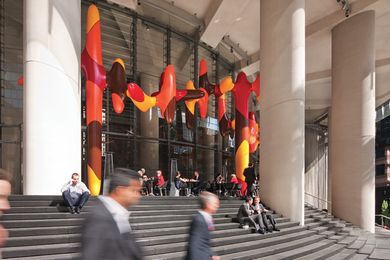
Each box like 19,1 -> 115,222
69,207 -> 75,214
273,227 -> 280,231
258,228 -> 265,234
75,207 -> 81,214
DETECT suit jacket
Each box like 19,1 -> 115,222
186,212 -> 214,260
237,202 -> 254,220
80,199 -> 143,260
243,167 -> 255,183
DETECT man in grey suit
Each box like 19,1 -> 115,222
186,191 -> 220,260
237,197 -> 268,234
81,168 -> 143,260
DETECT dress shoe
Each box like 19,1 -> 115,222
273,228 -> 280,231
69,207 -> 75,214
75,207 -> 81,214
257,228 -> 265,234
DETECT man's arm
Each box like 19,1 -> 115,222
60,181 -> 71,193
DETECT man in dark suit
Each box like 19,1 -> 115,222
186,191 -> 220,260
192,170 -> 204,195
243,162 -> 255,196
81,168 -> 143,260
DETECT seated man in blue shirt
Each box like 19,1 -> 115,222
61,173 -> 90,214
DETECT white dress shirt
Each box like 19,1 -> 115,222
99,196 -> 131,234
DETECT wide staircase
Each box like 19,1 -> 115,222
2,196 -> 389,259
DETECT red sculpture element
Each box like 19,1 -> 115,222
127,66 -> 205,125
81,5 -> 128,195
17,76 -> 23,87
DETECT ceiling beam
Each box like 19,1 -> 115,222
305,57 -> 390,81
306,0 -> 379,37
237,0 -> 379,76
221,36 -> 250,61
139,0 -> 203,29
200,0 -> 251,49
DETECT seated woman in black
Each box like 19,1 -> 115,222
175,171 -> 188,190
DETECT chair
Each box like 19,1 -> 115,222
232,183 -> 242,197
225,183 -> 234,196
156,181 -> 168,196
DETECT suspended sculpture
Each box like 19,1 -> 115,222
127,65 -> 205,124
81,4 -> 128,195
191,61 -> 260,193
81,4 -> 260,195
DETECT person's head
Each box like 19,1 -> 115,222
194,171 -> 199,177
245,196 -> 253,205
253,196 -> 260,205
176,171 -> 181,177
71,173 -> 79,185
231,174 -> 236,178
108,168 -> 142,208
0,169 -> 11,216
141,168 -> 146,174
199,191 -> 219,214
137,170 -> 143,177
248,162 -> 253,168
156,170 -> 162,176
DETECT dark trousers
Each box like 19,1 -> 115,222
246,181 -> 254,196
261,212 -> 277,230
62,190 -> 90,209
239,214 -> 266,230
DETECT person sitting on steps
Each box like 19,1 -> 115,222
252,196 -> 280,232
61,173 -> 90,214
237,196 -> 267,234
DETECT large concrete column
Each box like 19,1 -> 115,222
23,0 -> 81,194
138,73 -> 159,172
330,11 -> 375,233
260,0 -> 305,224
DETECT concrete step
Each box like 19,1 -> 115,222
326,248 -> 357,260
2,242 -> 80,259
133,220 -> 298,238
349,254 -> 368,260
295,243 -> 346,260
7,225 -> 80,238
338,235 -> 358,246
218,233 -> 325,260
4,253 -> 79,260
5,233 -> 80,247
256,239 -> 335,260
143,230 -> 320,260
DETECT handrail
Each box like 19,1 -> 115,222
375,214 -> 390,229
304,192 -> 331,212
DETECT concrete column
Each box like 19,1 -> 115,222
23,0 -> 81,194
138,73 -> 159,172
260,0 -> 305,224
330,11 -> 375,233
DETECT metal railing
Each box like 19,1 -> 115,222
304,192 -> 331,213
375,214 -> 390,229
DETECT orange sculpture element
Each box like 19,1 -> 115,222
81,5 -> 128,195
249,112 -> 260,153
81,4 -> 106,196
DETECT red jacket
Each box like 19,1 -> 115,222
155,175 -> 165,187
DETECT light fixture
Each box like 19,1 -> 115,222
336,0 -> 351,18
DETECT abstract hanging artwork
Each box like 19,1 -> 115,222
81,4 -> 260,195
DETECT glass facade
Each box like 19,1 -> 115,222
0,0 -> 243,193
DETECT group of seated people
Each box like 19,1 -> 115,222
138,168 -> 166,196
237,196 -> 280,234
174,171 -> 205,196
